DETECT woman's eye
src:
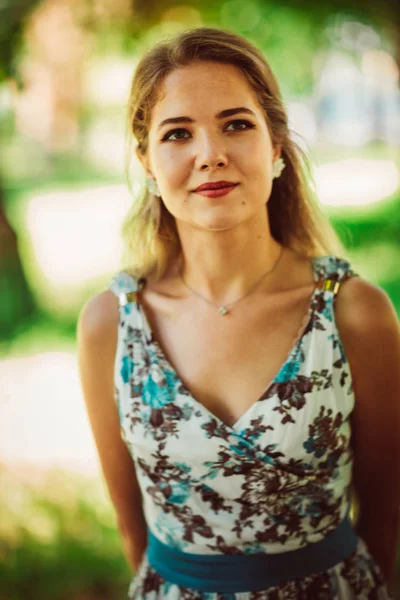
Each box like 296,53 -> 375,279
160,120 -> 254,142
161,128 -> 190,142
225,119 -> 255,131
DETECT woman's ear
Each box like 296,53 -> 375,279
273,145 -> 282,161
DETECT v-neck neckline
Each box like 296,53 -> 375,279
135,257 -> 322,433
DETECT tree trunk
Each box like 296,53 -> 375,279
0,183 -> 36,341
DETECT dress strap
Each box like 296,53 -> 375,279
108,271 -> 145,306
313,256 -> 358,299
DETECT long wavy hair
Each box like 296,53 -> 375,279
122,27 -> 344,280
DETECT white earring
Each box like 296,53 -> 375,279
146,176 -> 161,197
272,158 -> 286,179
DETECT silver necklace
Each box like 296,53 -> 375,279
180,246 -> 284,316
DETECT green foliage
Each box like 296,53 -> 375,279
0,0 -> 41,85
0,250 -> 37,341
329,195 -> 400,316
217,3 -> 319,96
0,467 -> 132,600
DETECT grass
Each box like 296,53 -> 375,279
0,312 -> 77,359
0,466 -> 132,600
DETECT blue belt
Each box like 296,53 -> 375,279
146,517 -> 358,593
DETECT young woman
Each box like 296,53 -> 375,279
77,27 -> 400,599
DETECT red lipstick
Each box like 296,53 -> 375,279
194,181 -> 238,198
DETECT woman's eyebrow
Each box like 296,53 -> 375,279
157,107 -> 256,130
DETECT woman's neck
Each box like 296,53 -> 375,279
176,220 -> 284,303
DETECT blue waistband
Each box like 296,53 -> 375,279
146,517 -> 359,593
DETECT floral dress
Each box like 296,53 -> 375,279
109,255 -> 390,599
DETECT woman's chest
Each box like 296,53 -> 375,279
139,285 -> 315,428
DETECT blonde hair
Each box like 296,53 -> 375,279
123,27 -> 344,280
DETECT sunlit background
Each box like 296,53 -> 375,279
1,0 -> 400,598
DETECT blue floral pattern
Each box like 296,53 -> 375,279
109,256 -> 390,599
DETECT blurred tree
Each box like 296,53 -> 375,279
0,0 -> 39,340
0,181 -> 36,338
0,1 -> 39,83
129,0 -> 400,67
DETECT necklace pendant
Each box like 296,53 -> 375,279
218,306 -> 228,315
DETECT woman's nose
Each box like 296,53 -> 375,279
195,133 -> 228,171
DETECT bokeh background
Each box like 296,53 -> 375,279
1,1 -> 400,599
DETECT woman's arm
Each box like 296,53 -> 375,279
77,291 -> 147,572
335,276 -> 400,590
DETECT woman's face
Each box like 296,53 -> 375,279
141,60 -> 280,232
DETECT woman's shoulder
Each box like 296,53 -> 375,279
335,274 -> 397,334
77,290 -> 119,350
313,251 -> 395,327
312,253 -> 398,344
78,269 -> 144,344
333,271 -> 399,411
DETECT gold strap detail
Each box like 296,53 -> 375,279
316,279 -> 341,295
118,291 -> 139,306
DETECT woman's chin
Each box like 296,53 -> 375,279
190,211 -> 245,232
176,206 -> 256,234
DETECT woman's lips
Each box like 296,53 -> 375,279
194,184 -> 238,198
